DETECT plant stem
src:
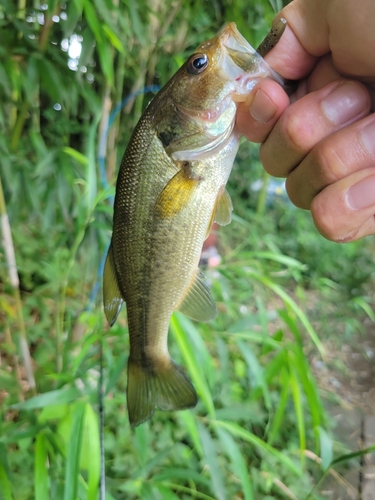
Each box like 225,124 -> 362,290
256,170 -> 270,216
0,175 -> 36,394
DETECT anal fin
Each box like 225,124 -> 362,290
177,269 -> 218,322
103,244 -> 123,326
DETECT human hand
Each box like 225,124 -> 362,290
237,0 -> 375,241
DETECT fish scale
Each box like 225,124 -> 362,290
103,20 -> 289,427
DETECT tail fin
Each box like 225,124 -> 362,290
127,355 -> 198,427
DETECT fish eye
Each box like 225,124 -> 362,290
187,54 -> 209,75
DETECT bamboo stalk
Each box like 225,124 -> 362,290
0,175 -> 36,394
5,326 -> 24,401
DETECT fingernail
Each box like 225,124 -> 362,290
360,120 -> 375,156
249,89 -> 278,124
347,176 -> 375,210
321,82 -> 367,125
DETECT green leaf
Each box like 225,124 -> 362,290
63,402 -> 86,500
128,3 -> 146,44
97,41 -> 114,86
170,313 -> 215,418
351,296 -> 375,321
153,468 -> 211,488
35,432 -> 49,500
83,0 -> 103,42
0,445 -> 12,500
178,411 -> 203,458
318,426 -> 333,471
149,484 -> 180,500
288,354 -> 306,466
266,368 -> 289,445
12,387 -> 82,410
198,424 -> 226,500
62,147 -> 89,166
175,314 -> 215,388
103,25 -> 125,53
81,404 -> 100,500
212,420 -> 302,476
237,340 -> 271,410
215,427 -> 254,500
249,271 -> 325,356
38,404 -> 70,423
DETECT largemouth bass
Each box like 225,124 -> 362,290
103,20 -> 288,427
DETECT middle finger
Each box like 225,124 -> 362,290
260,80 -> 370,178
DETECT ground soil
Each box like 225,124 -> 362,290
312,319 -> 375,499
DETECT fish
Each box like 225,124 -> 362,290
103,20 -> 288,427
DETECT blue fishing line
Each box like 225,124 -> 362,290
87,85 -> 161,310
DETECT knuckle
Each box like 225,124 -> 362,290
281,109 -> 314,154
259,143 -> 283,177
311,195 -> 356,242
313,142 -> 342,184
285,175 -> 310,209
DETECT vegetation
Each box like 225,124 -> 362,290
1,0 -> 375,499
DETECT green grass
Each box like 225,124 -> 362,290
1,0 -> 375,499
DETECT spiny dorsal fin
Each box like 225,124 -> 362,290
177,269 -> 217,322
155,162 -> 201,218
103,244 -> 123,326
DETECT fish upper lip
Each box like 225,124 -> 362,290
176,94 -> 232,123
220,22 -> 256,55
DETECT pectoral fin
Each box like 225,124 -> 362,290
103,244 -> 123,326
205,188 -> 233,238
177,269 -> 217,322
215,188 -> 233,226
155,162 -> 201,218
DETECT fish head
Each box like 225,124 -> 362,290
176,22 -> 283,110
156,23 -> 282,161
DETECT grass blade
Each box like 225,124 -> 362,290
215,427 -> 254,500
63,402 -> 86,500
35,432 -> 49,500
288,354 -> 306,467
175,314 -> 215,388
12,387 -> 82,410
237,340 -> 271,410
81,404 -> 100,500
178,412 -> 203,458
248,271 -> 325,355
212,420 -> 301,476
170,313 -> 215,418
318,426 -> 333,471
267,367 -> 290,445
198,423 -> 226,500
0,445 -> 12,500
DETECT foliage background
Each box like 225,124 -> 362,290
1,0 -> 375,499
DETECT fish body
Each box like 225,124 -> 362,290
103,21 -> 287,427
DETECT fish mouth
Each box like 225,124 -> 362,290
177,94 -> 232,123
219,22 -> 285,93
